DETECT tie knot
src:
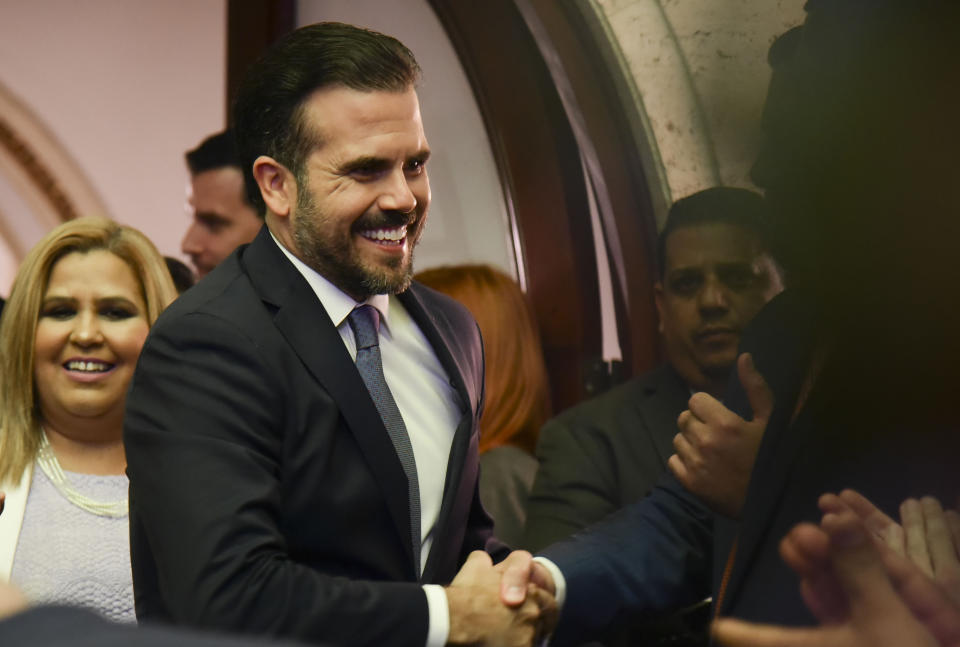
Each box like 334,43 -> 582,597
348,305 -> 380,350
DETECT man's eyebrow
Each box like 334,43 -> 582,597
338,156 -> 392,174
338,149 -> 431,174
195,211 -> 230,224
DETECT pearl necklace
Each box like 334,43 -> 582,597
36,431 -> 128,519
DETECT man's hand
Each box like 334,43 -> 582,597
827,490 -> 904,555
669,353 -> 772,518
446,551 -> 556,646
828,489 -> 960,607
712,499 -> 960,647
496,551 -> 556,607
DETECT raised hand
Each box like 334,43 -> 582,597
712,495 -> 960,647
826,490 -> 904,555
669,353 -> 773,518
445,551 -> 556,646
826,490 -> 960,607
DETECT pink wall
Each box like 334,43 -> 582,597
0,0 -> 226,290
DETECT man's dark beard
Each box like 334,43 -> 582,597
292,187 -> 419,299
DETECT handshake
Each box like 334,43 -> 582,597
444,550 -> 558,646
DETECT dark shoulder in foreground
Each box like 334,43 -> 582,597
0,606 -> 313,647
152,249 -> 251,328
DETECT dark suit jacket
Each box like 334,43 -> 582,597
541,474 -> 713,647
524,365 -> 690,552
478,445 -> 538,548
717,291 -> 960,624
0,606 -> 308,647
542,290 -> 960,643
124,228 -> 505,646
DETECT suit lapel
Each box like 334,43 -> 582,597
241,229 -> 416,572
398,287 -> 475,415
720,407 -> 794,611
720,351 -> 819,611
399,287 -> 477,582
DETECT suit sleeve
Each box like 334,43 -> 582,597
539,472 -> 713,647
124,312 -> 429,647
523,414 -> 625,552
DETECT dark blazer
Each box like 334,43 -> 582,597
540,473 -> 714,647
0,606 -> 309,647
717,291 -> 960,624
524,365 -> 690,551
478,445 -> 538,548
541,291 -> 960,643
124,227 -> 504,646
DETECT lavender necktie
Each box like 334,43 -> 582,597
348,305 -> 421,576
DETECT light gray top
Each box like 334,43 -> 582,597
10,462 -> 134,623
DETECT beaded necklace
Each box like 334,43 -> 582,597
36,431 -> 128,519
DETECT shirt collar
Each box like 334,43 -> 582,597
269,231 -> 392,331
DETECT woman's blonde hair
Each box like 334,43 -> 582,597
0,217 -> 177,483
415,264 -> 551,455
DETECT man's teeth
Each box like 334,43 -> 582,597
65,360 -> 111,372
362,226 -> 407,242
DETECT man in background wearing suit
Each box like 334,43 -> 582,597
524,187 -> 781,553
181,129 -> 263,279
124,22 -> 551,647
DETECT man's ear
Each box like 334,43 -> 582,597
252,155 -> 295,218
654,282 -> 665,334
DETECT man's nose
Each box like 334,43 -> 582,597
181,223 -> 203,255
698,275 -> 730,312
377,170 -> 417,215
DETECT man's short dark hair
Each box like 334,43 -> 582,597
657,187 -> 771,278
185,129 -> 241,176
164,256 -> 196,295
233,22 -> 422,213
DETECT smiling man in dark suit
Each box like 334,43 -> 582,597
524,187 -> 782,554
123,22 -> 550,647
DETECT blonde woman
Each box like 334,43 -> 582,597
0,217 -> 176,622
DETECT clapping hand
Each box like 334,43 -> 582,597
712,492 -> 960,647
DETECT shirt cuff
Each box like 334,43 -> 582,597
423,584 -> 449,647
533,556 -> 567,610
